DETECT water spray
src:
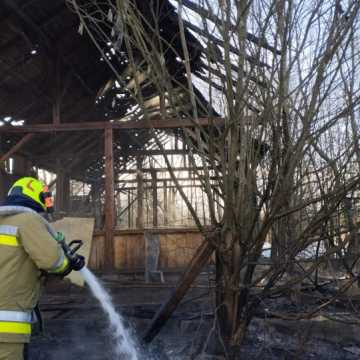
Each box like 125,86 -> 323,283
54,228 -> 140,358
80,267 -> 140,359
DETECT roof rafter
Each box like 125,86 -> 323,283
184,20 -> 270,68
0,117 -> 227,133
177,0 -> 281,55
2,0 -> 94,96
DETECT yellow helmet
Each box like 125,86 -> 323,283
8,177 -> 53,212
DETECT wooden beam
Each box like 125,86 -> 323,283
125,149 -> 188,157
55,160 -> 70,214
0,56 -> 53,110
128,192 -> 132,227
201,59 -> 267,89
104,126 -> 115,270
116,176 -> 219,184
94,227 -> 203,236
50,147 -> 186,168
143,235 -> 216,343
177,0 -> 281,55
183,20 -> 270,68
117,184 -> 217,191
195,72 -> 260,114
52,49 -> 62,126
0,117 -> 226,133
136,157 -> 144,229
163,181 -> 168,226
55,160 -> 63,212
0,133 -> 34,163
0,168 -> 7,202
151,170 -> 158,227
0,4 -> 66,55
118,166 -> 215,173
92,183 -> 103,229
2,0 -> 94,96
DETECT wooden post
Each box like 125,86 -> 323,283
0,136 -> 6,202
128,191 -> 132,228
12,155 -> 32,177
143,235 -> 216,343
63,174 -> 70,212
0,168 -> 7,203
55,161 -> 64,213
92,183 -> 102,229
53,48 -> 61,126
55,164 -> 70,214
52,96 -> 61,125
163,181 -> 168,226
202,189 -> 206,225
104,126 -> 115,270
136,157 -> 144,229
151,170 -> 158,227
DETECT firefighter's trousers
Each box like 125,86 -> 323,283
0,343 -> 24,360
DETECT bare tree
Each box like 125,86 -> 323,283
68,0 -> 360,356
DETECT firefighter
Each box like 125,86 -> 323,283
0,177 -> 85,360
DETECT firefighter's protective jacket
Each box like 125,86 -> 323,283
0,208 -> 69,343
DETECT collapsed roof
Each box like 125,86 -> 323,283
0,0 -> 276,183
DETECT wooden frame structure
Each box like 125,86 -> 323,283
0,0 -> 274,341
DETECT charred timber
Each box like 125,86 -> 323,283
0,117 -> 227,133
104,126 -> 115,270
143,231 -> 218,343
0,133 -> 34,163
177,0 -> 281,55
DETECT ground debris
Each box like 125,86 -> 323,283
28,275 -> 360,360
344,346 -> 360,356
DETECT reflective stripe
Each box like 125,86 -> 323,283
0,225 -> 18,236
0,321 -> 31,334
0,225 -> 19,247
0,206 -> 36,217
0,311 -> 33,323
49,252 -> 69,273
0,234 -> 18,247
0,206 -> 57,238
55,256 -> 69,273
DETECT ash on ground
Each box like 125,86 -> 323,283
28,271 -> 360,360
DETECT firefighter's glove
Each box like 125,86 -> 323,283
69,254 -> 86,271
55,232 -> 65,243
